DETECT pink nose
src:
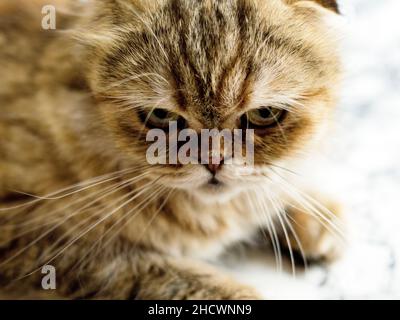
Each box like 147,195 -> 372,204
206,157 -> 224,175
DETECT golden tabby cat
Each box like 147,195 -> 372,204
0,0 -> 342,299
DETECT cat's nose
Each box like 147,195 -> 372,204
205,157 -> 224,175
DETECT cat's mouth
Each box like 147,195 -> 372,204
208,177 -> 222,186
201,176 -> 227,192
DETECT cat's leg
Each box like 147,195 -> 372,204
276,194 -> 344,263
1,243 -> 261,299
55,250 -> 261,300
0,197 -> 260,299
0,222 -> 261,299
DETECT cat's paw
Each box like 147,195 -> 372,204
281,197 -> 345,263
138,267 -> 262,300
179,280 -> 262,300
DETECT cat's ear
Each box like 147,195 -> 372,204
309,0 -> 339,13
284,0 -> 344,36
285,0 -> 340,14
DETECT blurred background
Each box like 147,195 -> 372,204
222,0 -> 400,299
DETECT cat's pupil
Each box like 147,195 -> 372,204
259,108 -> 272,118
153,109 -> 168,119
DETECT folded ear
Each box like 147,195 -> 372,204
312,0 -> 339,13
286,0 -> 339,14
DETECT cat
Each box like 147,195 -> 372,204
0,0 -> 343,299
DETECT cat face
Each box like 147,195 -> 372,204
81,0 -> 341,201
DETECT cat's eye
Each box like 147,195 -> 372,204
242,107 -> 285,129
139,108 -> 186,129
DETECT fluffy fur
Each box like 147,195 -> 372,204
0,0 -> 342,299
